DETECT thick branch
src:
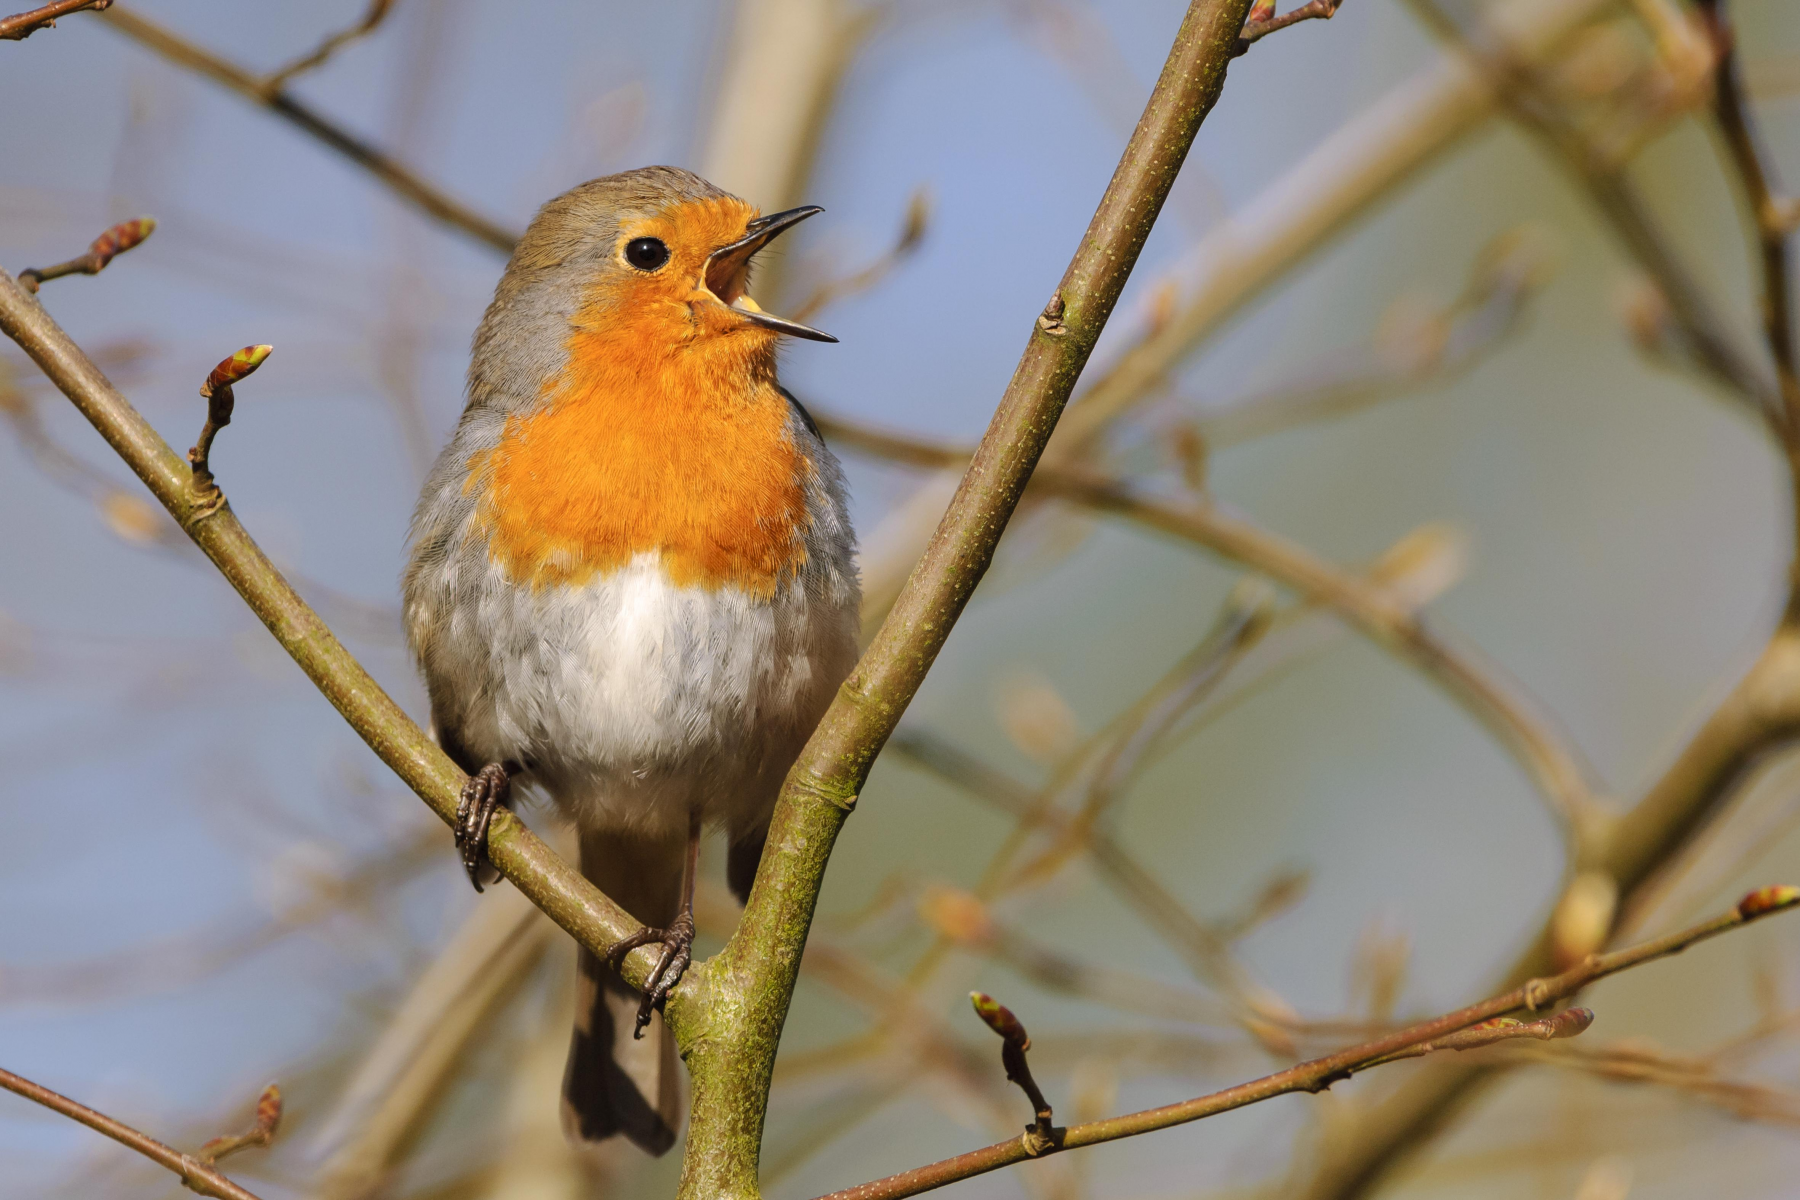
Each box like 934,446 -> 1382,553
98,6 -> 517,255
0,268 -> 666,992
667,1 -> 1256,1196
813,888 -> 1797,1200
0,1066 -> 264,1200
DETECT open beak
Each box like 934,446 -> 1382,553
704,205 -> 837,343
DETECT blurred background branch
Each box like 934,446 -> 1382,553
4,0 -> 1800,1197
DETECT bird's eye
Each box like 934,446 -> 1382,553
624,237 -> 670,271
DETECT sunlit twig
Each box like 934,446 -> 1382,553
0,0 -> 108,40
0,1067 -> 266,1200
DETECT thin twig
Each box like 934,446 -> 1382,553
1177,225 -> 1551,448
261,0 -> 395,92
1410,0 -> 1783,428
0,1067 -> 265,1200
1695,0 -> 1800,429
16,217 -> 154,293
1237,0 -> 1342,50
196,1084 -> 281,1164
791,188 -> 931,321
1522,1039 -> 1800,1127
889,726 -> 1281,1025
812,408 -> 1604,837
852,0 -> 1616,641
0,0 -> 107,40
98,6 -> 517,255
1011,583 -> 1276,886
970,992 -> 1057,1143
187,344 -> 271,517
0,269 -> 664,993
812,887 -> 1800,1200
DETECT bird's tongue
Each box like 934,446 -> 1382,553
727,296 -> 837,343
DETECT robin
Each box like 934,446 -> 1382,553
402,166 -> 860,1156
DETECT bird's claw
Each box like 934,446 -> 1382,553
605,910 -> 697,1038
455,763 -> 512,892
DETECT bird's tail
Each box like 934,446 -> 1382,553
562,828 -> 684,1157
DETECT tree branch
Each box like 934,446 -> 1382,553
1237,0 -> 1343,50
813,410 -> 1603,838
260,0 -> 395,93
1405,0 -> 1782,429
0,265 -> 668,994
16,217 -> 154,293
1282,8 -> 1800,1194
854,0 -> 1616,635
812,887 -> 1799,1200
0,1067 -> 265,1200
1696,0 -> 1800,429
97,6 -> 518,255
0,0 -> 108,40
666,1 -> 1256,1195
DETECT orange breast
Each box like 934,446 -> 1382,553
471,302 -> 810,598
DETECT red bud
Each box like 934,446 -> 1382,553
1738,885 -> 1800,920
970,991 -> 1030,1049
205,345 -> 273,394
88,217 -> 156,268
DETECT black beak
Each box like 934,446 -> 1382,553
704,206 -> 837,343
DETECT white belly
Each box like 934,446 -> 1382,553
428,552 -> 858,839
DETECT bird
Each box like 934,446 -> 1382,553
402,166 -> 861,1156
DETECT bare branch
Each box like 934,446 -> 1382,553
970,992 -> 1057,1144
0,1067 -> 265,1200
196,1084 -> 281,1165
1694,0 -> 1800,427
0,0 -> 108,40
1526,1039 -> 1800,1127
672,3 -> 1260,1193
791,188 -> 932,321
811,887 -> 1800,1200
812,408 -> 1604,837
16,217 -> 154,293
1237,0 -> 1343,51
314,885 -> 554,1198
261,0 -> 395,92
889,727 -> 1279,1024
0,268 -> 666,994
98,6 -> 518,255
855,0 -> 1615,641
186,344 -> 272,517
1408,0 -> 1783,428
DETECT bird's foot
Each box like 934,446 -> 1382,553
605,910 -> 696,1038
455,762 -> 513,892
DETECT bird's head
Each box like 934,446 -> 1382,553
472,166 -> 832,405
